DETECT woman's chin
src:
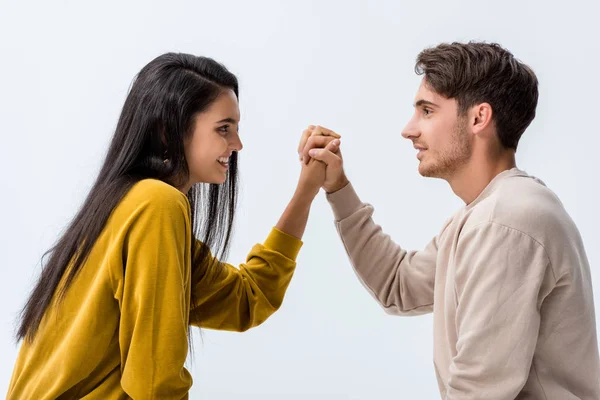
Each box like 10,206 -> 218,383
202,174 -> 227,185
194,168 -> 228,185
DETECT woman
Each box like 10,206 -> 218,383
8,53 -> 340,398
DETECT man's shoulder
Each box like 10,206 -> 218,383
466,174 -> 575,244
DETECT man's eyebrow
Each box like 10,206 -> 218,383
414,99 -> 439,108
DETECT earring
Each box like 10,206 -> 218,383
163,150 -> 169,164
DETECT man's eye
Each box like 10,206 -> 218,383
423,108 -> 432,116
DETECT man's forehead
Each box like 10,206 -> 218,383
414,80 -> 442,104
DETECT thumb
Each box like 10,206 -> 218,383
308,147 -> 341,167
325,139 -> 340,152
308,139 -> 340,163
308,139 -> 340,162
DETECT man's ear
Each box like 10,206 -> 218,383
470,103 -> 493,135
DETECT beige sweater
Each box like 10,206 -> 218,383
327,168 -> 600,399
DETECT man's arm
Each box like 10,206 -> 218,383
326,183 -> 442,315
302,126 -> 442,315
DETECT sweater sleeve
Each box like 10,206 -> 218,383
446,222 -> 554,399
326,183 -> 443,315
189,227 -> 302,331
117,191 -> 193,399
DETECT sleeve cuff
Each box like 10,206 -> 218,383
326,182 -> 364,221
264,227 -> 303,260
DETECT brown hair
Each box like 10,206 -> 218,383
416,42 -> 538,150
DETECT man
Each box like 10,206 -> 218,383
300,42 -> 600,398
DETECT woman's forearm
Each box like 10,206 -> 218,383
275,190 -> 315,240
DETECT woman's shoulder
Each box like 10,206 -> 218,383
118,179 -> 190,217
129,179 -> 187,200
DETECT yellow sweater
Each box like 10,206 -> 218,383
8,179 -> 302,399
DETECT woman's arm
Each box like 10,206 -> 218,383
189,139 -> 339,331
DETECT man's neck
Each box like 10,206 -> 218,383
447,150 -> 516,205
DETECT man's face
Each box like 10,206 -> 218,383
402,79 -> 472,179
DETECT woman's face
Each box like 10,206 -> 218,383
183,89 -> 242,190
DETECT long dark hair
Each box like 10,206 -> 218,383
17,53 -> 239,342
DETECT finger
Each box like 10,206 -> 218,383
312,126 -> 341,138
325,137 -> 343,159
303,136 -> 339,164
325,139 -> 341,152
298,128 -> 314,161
311,125 -> 341,139
306,157 -> 325,167
298,125 -> 340,162
308,147 -> 342,168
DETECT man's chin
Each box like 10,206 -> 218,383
418,161 -> 437,178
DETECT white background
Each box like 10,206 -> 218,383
1,0 -> 599,398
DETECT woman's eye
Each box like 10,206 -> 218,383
218,125 -> 229,134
